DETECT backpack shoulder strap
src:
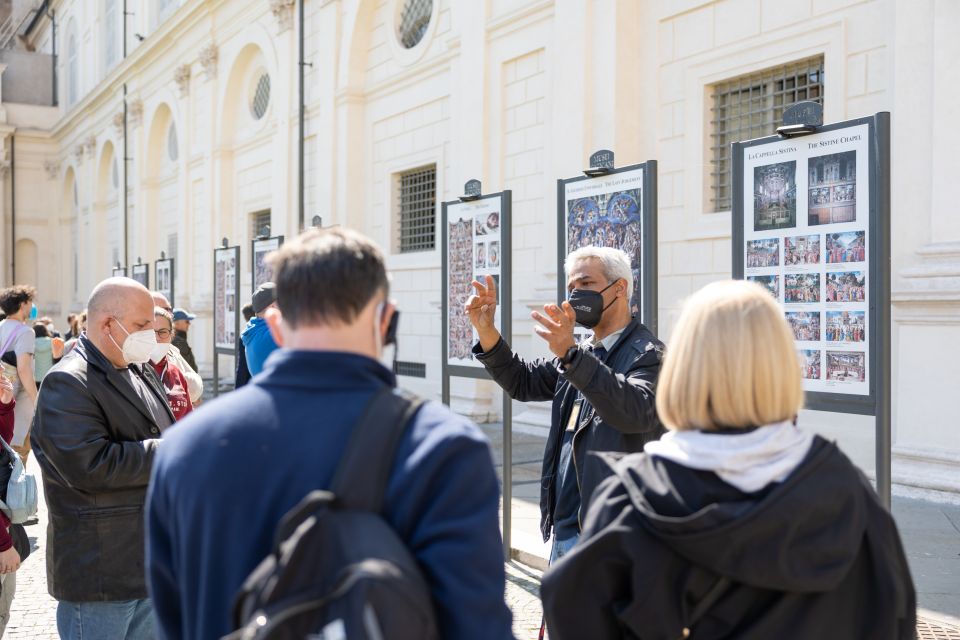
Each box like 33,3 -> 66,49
331,386 -> 426,513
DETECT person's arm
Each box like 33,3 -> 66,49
16,353 -> 37,404
146,457 -> 183,639
386,410 -> 514,640
234,341 -> 251,388
32,370 -> 160,493
561,345 -> 661,434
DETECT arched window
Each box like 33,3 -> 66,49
103,0 -> 119,71
397,0 -> 432,49
67,20 -> 79,106
167,123 -> 178,162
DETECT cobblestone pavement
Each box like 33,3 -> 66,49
505,561 -> 543,640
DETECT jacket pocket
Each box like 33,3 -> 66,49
77,504 -> 142,520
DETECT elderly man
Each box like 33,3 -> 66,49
151,292 -> 203,404
467,246 -> 665,565
33,278 -> 174,639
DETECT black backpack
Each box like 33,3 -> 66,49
225,388 -> 440,640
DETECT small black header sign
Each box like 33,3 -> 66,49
782,101 -> 823,127
589,149 -> 615,170
464,179 -> 482,197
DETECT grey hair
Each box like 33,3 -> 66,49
565,246 -> 633,294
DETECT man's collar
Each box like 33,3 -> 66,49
592,328 -> 626,352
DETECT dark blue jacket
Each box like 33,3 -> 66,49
240,317 -> 278,376
146,349 -> 513,640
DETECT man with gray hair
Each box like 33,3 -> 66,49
466,245 -> 664,564
33,277 -> 174,639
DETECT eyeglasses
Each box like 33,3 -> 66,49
155,329 -> 172,338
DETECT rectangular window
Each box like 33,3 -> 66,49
250,210 -> 271,239
709,57 -> 824,212
397,165 -> 437,253
104,0 -> 118,70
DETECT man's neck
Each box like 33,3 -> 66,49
281,326 -> 378,361
592,309 -> 632,343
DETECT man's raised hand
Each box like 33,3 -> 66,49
465,275 -> 501,351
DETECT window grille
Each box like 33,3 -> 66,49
394,361 -> 426,378
251,210 -> 271,239
709,57 -> 824,212
251,73 -> 271,120
398,0 -> 432,49
397,165 -> 436,253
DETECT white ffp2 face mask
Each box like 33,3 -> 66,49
109,318 -> 158,365
149,342 -> 171,365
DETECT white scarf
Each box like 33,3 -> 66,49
643,421 -> 814,493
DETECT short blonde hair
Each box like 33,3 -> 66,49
656,280 -> 803,431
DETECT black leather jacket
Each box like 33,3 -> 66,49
474,317 -> 665,541
32,336 -> 173,602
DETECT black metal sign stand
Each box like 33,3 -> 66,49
212,238 -> 241,398
155,251 -> 176,307
251,225 -> 285,293
731,103 -> 892,506
441,181 -> 513,560
131,257 -> 149,289
556,150 -> 659,333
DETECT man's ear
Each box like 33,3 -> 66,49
264,307 -> 285,347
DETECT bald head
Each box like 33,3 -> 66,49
86,278 -> 156,368
151,291 -> 172,312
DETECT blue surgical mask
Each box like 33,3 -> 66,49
29,304 -> 38,321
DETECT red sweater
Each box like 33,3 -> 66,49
0,399 -> 15,551
151,358 -> 194,421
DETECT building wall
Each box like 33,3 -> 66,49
1,0 -> 957,498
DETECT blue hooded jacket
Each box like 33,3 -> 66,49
239,317 -> 278,376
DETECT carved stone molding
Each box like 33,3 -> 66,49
112,111 -> 125,138
174,64 -> 191,98
270,0 -> 296,33
128,99 -> 144,128
84,135 -> 97,159
199,43 -> 218,81
43,160 -> 60,180
74,144 -> 85,163
0,161 -> 10,179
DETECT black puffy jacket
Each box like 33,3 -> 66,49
474,316 -> 664,541
32,336 -> 173,602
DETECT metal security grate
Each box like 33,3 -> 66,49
917,616 -> 960,639
398,0 -> 433,49
251,73 -> 271,120
394,361 -> 426,378
168,233 -> 178,263
710,57 -> 824,212
398,165 -> 436,253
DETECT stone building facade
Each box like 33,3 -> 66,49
0,0 -> 957,499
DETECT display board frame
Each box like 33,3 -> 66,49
731,111 -> 891,502
111,265 -> 127,278
440,188 -> 513,559
212,242 -> 241,397
251,235 -> 285,293
131,261 -> 149,289
155,256 -> 175,307
556,161 -> 659,334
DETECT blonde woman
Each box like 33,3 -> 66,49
541,280 -> 915,639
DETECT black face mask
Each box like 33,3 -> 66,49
568,281 -> 618,329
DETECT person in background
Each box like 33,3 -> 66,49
0,286 -> 39,467
62,311 -> 87,357
540,281 -> 916,639
151,293 -> 203,405
33,323 -> 65,384
234,304 -> 255,389
150,308 -> 193,421
239,283 -> 279,377
32,277 -> 174,640
171,309 -> 198,374
0,369 -> 22,635
64,314 -> 77,341
39,316 -> 60,339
